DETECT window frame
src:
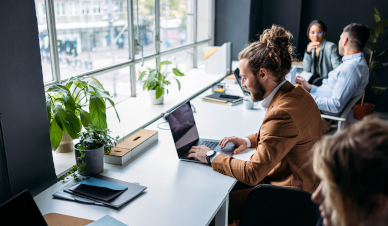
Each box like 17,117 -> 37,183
42,0 -> 214,98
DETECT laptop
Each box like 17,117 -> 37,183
166,101 -> 236,163
0,190 -> 48,226
234,68 -> 250,96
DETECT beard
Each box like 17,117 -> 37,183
246,77 -> 266,102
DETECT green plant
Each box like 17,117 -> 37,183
362,7 -> 388,106
138,60 -> 185,100
76,125 -> 119,153
46,76 -> 120,150
60,151 -> 86,181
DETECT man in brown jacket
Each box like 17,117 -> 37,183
188,25 -> 323,224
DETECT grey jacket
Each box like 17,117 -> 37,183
303,39 -> 342,79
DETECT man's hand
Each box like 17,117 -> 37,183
296,75 -> 312,92
306,42 -> 320,53
187,145 -> 211,163
219,136 -> 247,155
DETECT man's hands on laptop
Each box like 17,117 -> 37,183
187,136 -> 248,163
219,136 -> 247,155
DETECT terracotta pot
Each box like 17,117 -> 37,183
55,133 -> 74,153
353,103 -> 375,119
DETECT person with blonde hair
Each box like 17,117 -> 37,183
312,117 -> 388,226
188,25 -> 323,224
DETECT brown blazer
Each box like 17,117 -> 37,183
212,81 -> 322,194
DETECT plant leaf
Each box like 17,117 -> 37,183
146,70 -> 158,87
143,82 -> 147,91
375,48 -> 388,59
64,110 -> 81,139
49,119 -> 63,150
90,96 -> 107,129
173,78 -> 181,91
158,72 -> 164,83
172,68 -> 185,76
158,60 -> 172,71
156,86 -> 164,100
64,93 -> 76,113
106,98 -> 120,122
374,7 -> 380,16
138,71 -> 148,80
46,97 -> 52,123
85,76 -> 104,89
374,14 -> 381,23
374,20 -> 388,38
53,103 -> 67,131
46,84 -> 70,95
79,109 -> 92,128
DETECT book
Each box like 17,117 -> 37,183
202,93 -> 243,106
60,175 -> 147,209
104,129 -> 158,166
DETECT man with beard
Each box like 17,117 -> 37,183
188,25 -> 323,225
296,23 -> 370,117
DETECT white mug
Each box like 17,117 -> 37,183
243,98 -> 258,110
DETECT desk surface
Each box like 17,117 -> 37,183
37,67 -> 312,226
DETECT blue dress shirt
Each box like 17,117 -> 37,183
310,52 -> 369,116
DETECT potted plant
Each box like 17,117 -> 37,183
45,76 -> 120,153
74,125 -> 118,176
354,7 -> 388,119
138,60 -> 185,105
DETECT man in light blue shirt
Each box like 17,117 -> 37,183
297,23 -> 370,117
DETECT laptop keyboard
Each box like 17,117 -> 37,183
198,140 -> 218,150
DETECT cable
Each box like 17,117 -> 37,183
157,121 -> 170,130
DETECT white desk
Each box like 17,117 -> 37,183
53,68 -> 227,176
37,72 -> 262,226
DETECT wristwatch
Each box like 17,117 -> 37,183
206,150 -> 216,165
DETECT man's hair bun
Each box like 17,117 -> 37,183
238,25 -> 294,82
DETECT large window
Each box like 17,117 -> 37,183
35,0 -> 213,104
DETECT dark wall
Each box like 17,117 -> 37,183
215,0 -> 251,60
250,0 -> 302,57
0,0 -> 57,199
215,0 -> 388,111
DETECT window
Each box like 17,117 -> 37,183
160,0 -> 194,51
53,0 -> 130,79
40,0 -> 213,105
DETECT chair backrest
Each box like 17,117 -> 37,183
239,184 -> 320,226
339,93 -> 363,118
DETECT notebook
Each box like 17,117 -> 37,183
60,175 -> 147,209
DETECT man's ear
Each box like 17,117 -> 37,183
258,68 -> 269,81
343,36 -> 349,46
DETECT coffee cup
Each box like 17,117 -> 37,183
243,98 -> 258,110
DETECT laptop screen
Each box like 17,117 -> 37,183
0,190 -> 48,226
166,102 -> 199,158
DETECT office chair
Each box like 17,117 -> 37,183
239,184 -> 319,226
320,93 -> 363,133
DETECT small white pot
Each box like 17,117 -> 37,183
148,89 -> 164,105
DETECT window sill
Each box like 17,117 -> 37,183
52,67 -> 226,177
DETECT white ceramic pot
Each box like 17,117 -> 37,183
148,89 -> 164,105
55,133 -> 74,153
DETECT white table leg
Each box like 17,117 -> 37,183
215,194 -> 229,226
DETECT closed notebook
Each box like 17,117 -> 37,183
68,184 -> 126,202
202,93 -> 243,106
63,175 -> 147,209
68,177 -> 127,202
